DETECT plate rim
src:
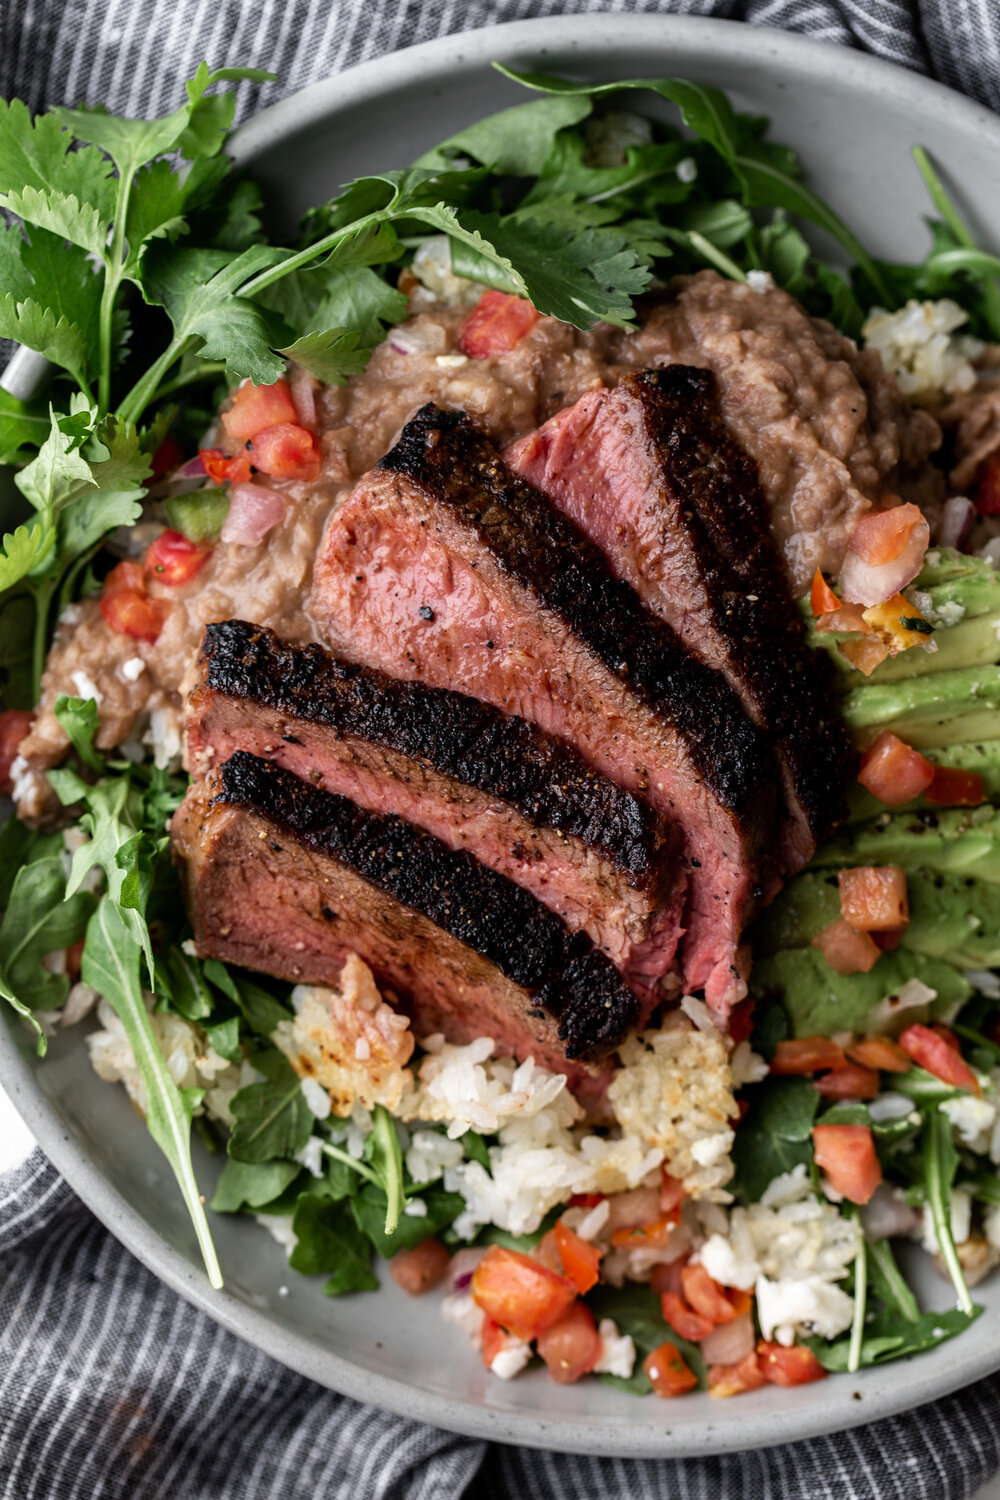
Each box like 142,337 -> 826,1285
4,9 -> 1000,1457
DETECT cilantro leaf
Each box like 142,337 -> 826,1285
141,243 -> 288,384
260,263 -> 408,352
417,95 -> 593,177
278,327 -> 369,384
0,185 -> 108,258
0,297 -> 89,390
52,692 -> 102,770
0,98 -> 115,219
0,522 -> 51,591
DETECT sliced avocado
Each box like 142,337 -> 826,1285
841,665 -> 1000,747
751,947 -> 970,1038
752,868 -> 1000,970
848,740 -> 1000,822
858,611 -> 1000,684
812,805 -> 1000,883
915,547 -> 994,590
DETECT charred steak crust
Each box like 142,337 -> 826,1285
377,405 -> 769,820
628,367 -> 852,841
217,751 -> 639,1057
200,619 -> 661,885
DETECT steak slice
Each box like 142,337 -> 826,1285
188,620 -> 684,1002
310,404 -> 778,1015
506,367 -> 852,869
172,753 -> 640,1087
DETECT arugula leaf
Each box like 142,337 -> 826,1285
0,856 -> 94,1012
155,944 -> 214,1022
924,1105 -> 974,1314
204,1013 -> 241,1065
351,1184 -> 465,1259
417,95 -> 593,176
290,1192 -> 379,1294
587,1284 -> 706,1391
730,1076 -> 818,1201
369,1103 -> 407,1235
805,1305 -> 981,1372
202,958 -> 291,1036
211,1155 -> 302,1213
228,1048 -> 314,1163
867,1236 -> 921,1323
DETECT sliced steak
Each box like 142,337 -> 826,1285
188,620 -> 684,1002
310,404 -> 778,1015
506,367 -> 852,869
172,753 -> 639,1089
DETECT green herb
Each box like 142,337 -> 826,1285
586,1284 -> 707,1392
730,1076 -> 818,1201
289,1192 -> 379,1294
351,1185 -> 465,1259
847,1210 -> 867,1375
319,1103 -> 411,1238
228,1048 -> 314,1163
924,1105 -> 974,1314
477,1206 -> 561,1253
165,488 -> 230,543
0,856 -> 94,1041
211,1156 -> 302,1213
805,1305 -> 980,1372
867,1237 -> 921,1324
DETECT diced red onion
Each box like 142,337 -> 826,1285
220,483 -> 285,546
447,1247 -> 485,1293
388,323 -> 447,357
937,495 -> 976,551
699,1311 -> 755,1366
289,367 -> 319,432
859,1182 -> 921,1240
840,510 -> 930,606
174,455 -> 206,480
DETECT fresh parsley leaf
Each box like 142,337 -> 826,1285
290,1192 -> 379,1293
211,1155 -> 301,1213
228,1048 -> 313,1163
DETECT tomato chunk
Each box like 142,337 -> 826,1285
707,1350 -> 767,1398
250,422 -> 321,481
221,378 -> 298,443
757,1341 -> 827,1387
839,635 -> 891,675
810,569 -> 841,616
974,453 -> 1000,516
480,1314 -> 508,1369
103,558 -> 146,595
849,503 -> 926,567
459,291 -> 539,358
660,1290 -> 715,1343
814,1064 -> 880,1100
144,528 -> 212,587
537,1300 -> 602,1385
838,865 -> 908,932
680,1263 -> 742,1324
924,766 -> 986,808
553,1220 -> 602,1294
100,589 -> 168,643
898,1023 -> 980,1095
200,447 -> 253,485
471,1245 -> 575,1342
727,996 -> 756,1046
389,1238 -> 451,1296
811,918 -> 881,975
771,1037 -> 847,1075
815,601 -> 871,635
0,709 -> 33,794
812,1123 -> 882,1204
858,731 -> 935,807
644,1341 -> 698,1398
846,1036 -> 912,1073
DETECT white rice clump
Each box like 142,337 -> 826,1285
608,1023 -> 740,1199
862,297 -> 985,402
695,1164 -> 860,1347
87,996 -> 244,1127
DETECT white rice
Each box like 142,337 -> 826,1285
862,297 -> 984,402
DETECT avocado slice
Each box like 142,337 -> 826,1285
752,868 -> 1000,970
812,805 -> 1000,882
841,665 -> 1000,747
751,946 -> 970,1038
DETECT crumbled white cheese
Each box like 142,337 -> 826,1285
435,353 -> 469,368
120,656 -> 146,683
942,1094 -> 997,1154
863,298 -> 984,402
490,1338 -> 533,1380
254,1214 -> 298,1257
70,669 -> 101,705
746,270 -> 774,293
593,1319 -> 636,1379
295,1136 -> 325,1178
402,1198 -> 428,1218
755,1274 -> 855,1347
440,1291 -> 485,1348
730,1040 -> 770,1087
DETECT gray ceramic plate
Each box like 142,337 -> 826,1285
3,12 -> 1000,1458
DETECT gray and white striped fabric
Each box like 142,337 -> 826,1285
3,2 -> 1000,1496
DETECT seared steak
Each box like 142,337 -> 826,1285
507,367 -> 852,869
188,620 -> 684,1000
310,405 -> 778,1015
172,753 -> 639,1084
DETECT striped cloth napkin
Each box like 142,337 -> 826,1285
3,3 -> 1000,1496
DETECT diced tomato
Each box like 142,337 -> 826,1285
100,589 -> 167,643
0,708 -> 33,794
459,291 -> 540,358
150,433 -> 184,479
611,1215 -> 674,1249
649,1259 -> 686,1299
974,453 -> 1000,516
144,529 -> 212,588
480,1315 -> 507,1369
898,1023 -> 980,1095
389,1238 -> 451,1296
568,1193 -> 604,1210
471,1245 -> 576,1342
812,1123 -> 883,1204
840,636 -> 891,675
858,731 -> 935,807
65,937 -> 85,983
660,1290 -> 715,1343
103,558 -> 147,596
553,1220 -> 602,1295
532,1229 -> 565,1276
727,997 -> 756,1047
200,447 -> 253,485
680,1263 -> 744,1324
644,1341 -> 699,1398
757,1341 -> 827,1387
814,1064 -> 880,1100
707,1350 -> 767,1398
811,918 -> 881,975
849,503 -> 926,567
660,1169 -> 686,1216
838,865 -> 908,932
810,569 -> 840,616
815,601 -> 871,635
771,1037 -> 847,1075
872,928 -> 904,952
250,422 -> 322,481
537,1300 -> 602,1385
924,765 -> 986,808
846,1036 -> 912,1073
931,1023 -> 963,1052
221,378 -> 298,444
